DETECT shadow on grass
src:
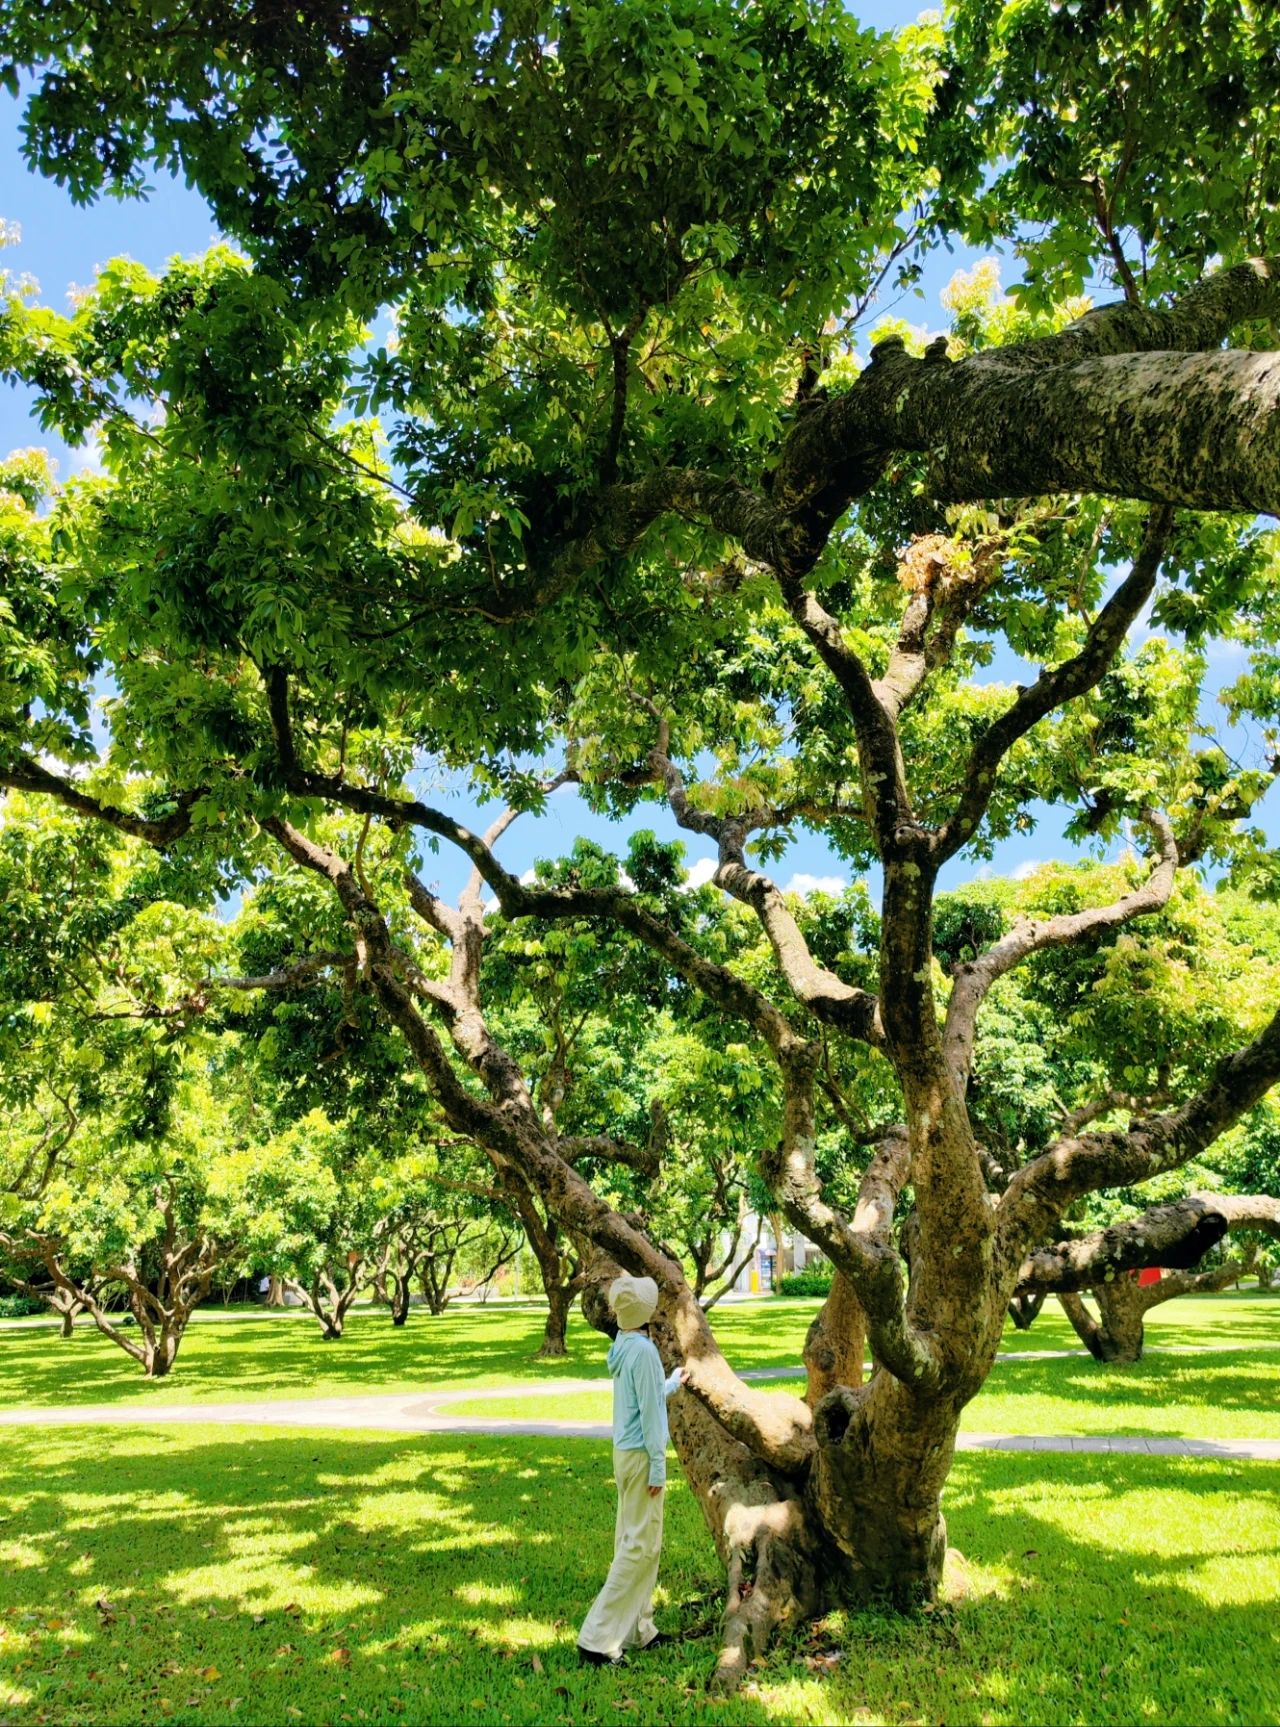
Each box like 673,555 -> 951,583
2,1424 -> 1278,1726
963,1347 -> 1280,1438
0,1422 -> 744,1727
0,1308 -> 614,1410
998,1287 -> 1280,1357
0,1303 -> 828,1414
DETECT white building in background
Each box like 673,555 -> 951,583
731,1216 -> 824,1295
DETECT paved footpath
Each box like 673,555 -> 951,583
2,1366 -> 1278,1460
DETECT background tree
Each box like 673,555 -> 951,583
3,0 -> 1280,1686
0,1070 -> 266,1377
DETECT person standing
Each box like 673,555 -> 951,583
577,1274 -> 686,1667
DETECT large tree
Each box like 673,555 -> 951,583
4,0 -> 1280,1686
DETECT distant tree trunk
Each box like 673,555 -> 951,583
541,1280 -> 575,1357
499,1171 -> 584,1355
389,1270 -> 411,1325
1060,1257 -> 1252,1362
0,1265 -> 90,1337
288,1259 -> 365,1339
5,1192 -> 224,1377
683,1201 -> 761,1313
771,1212 -> 792,1276
1007,1290 -> 1045,1331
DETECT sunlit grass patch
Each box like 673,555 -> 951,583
444,1340 -> 1280,1442
1,1425 -> 1277,1726
1,1290 -> 1275,1414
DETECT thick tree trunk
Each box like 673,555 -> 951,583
390,1272 -> 411,1326
1063,1258 -> 1252,1363
808,1370 -> 955,1607
1096,1277 -> 1150,1362
1059,1280 -> 1146,1361
143,1321 -> 184,1378
584,1256 -> 979,1688
538,1282 -> 573,1357
668,1387 -> 821,1690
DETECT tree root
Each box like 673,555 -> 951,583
712,1496 -> 820,1693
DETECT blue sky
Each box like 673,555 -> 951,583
1,4 -> 1274,905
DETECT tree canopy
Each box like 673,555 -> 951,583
3,0 -> 1280,1687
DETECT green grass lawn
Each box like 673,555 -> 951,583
0,1422 -> 1275,1727
2,1290 -> 1276,1414
995,1286 -> 1280,1355
449,1346 -> 1280,1441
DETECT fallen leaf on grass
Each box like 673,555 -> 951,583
326,1647 -> 351,1667
530,1653 -> 544,1675
200,1665 -> 221,1682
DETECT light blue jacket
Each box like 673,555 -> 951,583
607,1329 -> 683,1486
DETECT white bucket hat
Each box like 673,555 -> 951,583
609,1274 -> 659,1329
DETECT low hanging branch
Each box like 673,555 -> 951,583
1015,1192 -> 1280,1295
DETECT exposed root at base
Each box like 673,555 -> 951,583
709,1502 -> 821,1694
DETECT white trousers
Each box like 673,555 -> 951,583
578,1447 -> 664,1656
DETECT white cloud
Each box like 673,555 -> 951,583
67,433 -> 106,478
784,872 -> 847,897
1010,858 -> 1048,882
681,856 -> 719,891
519,863 -> 634,888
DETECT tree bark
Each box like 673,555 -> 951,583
803,1272 -> 866,1409
1061,1279 -> 1149,1363
540,1281 -> 574,1358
